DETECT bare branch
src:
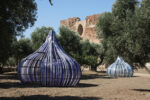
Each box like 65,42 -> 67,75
49,0 -> 53,6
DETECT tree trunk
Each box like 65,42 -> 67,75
0,65 -> 3,74
91,66 -> 97,71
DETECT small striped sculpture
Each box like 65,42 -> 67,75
18,30 -> 81,86
107,56 -> 133,77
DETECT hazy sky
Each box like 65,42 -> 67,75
24,0 -> 115,38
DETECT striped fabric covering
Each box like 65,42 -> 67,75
107,56 -> 133,78
18,30 -> 81,86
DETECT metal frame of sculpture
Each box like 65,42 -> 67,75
107,56 -> 133,77
18,30 -> 81,86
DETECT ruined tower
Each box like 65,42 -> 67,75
60,14 -> 101,43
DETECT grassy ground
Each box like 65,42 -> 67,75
0,69 -> 150,100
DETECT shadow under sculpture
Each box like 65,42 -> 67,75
18,30 -> 81,86
107,56 -> 133,78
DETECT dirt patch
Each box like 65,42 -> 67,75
0,71 -> 150,100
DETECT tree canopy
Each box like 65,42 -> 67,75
13,38 -> 33,63
58,26 -> 81,56
97,0 -> 150,67
0,0 -> 37,64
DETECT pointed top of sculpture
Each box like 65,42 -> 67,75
116,56 -> 124,62
46,30 -> 57,42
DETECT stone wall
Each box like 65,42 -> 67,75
60,14 -> 101,43
86,14 -> 100,27
60,17 -> 81,32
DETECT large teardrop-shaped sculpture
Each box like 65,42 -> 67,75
18,30 -> 81,86
107,56 -> 133,77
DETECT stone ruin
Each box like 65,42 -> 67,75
60,14 -> 102,43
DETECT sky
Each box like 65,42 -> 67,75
24,0 -> 115,38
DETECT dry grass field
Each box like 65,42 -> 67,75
0,69 -> 150,100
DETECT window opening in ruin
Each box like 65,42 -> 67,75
78,24 -> 83,35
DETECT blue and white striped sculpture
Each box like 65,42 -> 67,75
107,56 -> 133,77
18,30 -> 81,86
